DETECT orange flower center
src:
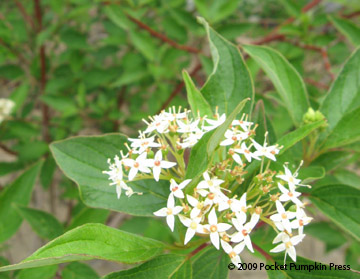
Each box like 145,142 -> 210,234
281,213 -> 287,219
210,225 -> 218,233
134,162 -> 139,168
154,160 -> 161,166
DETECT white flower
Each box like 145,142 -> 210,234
252,140 -> 279,161
103,156 -> 130,199
145,150 -> 176,181
196,189 -> 228,209
228,148 -> 243,165
234,142 -> 260,162
231,213 -> 259,253
277,166 -> 302,191
220,129 -> 247,146
179,215 -> 205,245
162,107 -> 189,121
122,152 -> 151,181
221,240 -> 245,268
0,98 -> 15,123
277,183 -> 303,206
178,129 -> 204,149
128,134 -> 161,154
197,172 -> 224,193
143,114 -> 169,134
291,206 -> 312,235
203,208 -> 232,249
270,201 -> 296,233
203,113 -> 226,131
177,118 -> 200,133
187,194 -> 205,219
231,119 -> 253,132
153,193 -> 183,231
270,232 -> 305,262
218,193 -> 250,223
170,179 -> 191,199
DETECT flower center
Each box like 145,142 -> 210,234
289,177 -> 294,183
196,202 -> 204,209
208,193 -> 215,200
281,213 -> 287,219
210,225 -> 217,232
166,208 -> 172,215
232,136 -> 237,141
207,180 -> 214,186
299,219 -> 304,226
229,251 -> 236,259
154,160 -> 161,167
190,221 -> 197,230
285,241 -> 292,248
227,199 -> 232,205
134,162 -> 139,168
242,229 -> 248,236
244,149 -> 250,154
172,186 -> 178,192
241,206 -> 247,213
229,149 -> 235,155
288,192 -> 293,197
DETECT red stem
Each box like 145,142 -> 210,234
187,242 -> 209,259
253,243 -> 273,262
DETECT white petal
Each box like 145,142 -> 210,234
220,240 -> 232,254
234,242 -> 246,254
161,161 -> 177,169
217,223 -> 232,232
210,232 -> 220,249
128,167 -> 138,181
249,213 -> 259,229
231,232 -> 244,243
291,234 -> 305,246
275,200 -> 285,214
190,207 -> 200,219
279,194 -> 291,202
174,189 -> 184,199
167,193 -> 175,208
287,246 -> 296,262
184,228 -> 196,245
244,236 -> 254,253
277,183 -> 289,195
186,195 -> 199,207
116,185 -> 122,199
273,232 -> 286,244
179,179 -> 192,189
173,206 -> 183,215
208,208 -> 217,225
270,243 -> 286,253
153,208 -> 167,217
153,166 -> 161,181
270,213 -> 282,222
155,150 -> 162,161
166,215 -> 175,231
220,139 -> 234,146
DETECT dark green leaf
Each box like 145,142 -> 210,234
61,262 -> 99,279
329,16 -> 360,46
16,265 -> 58,279
67,207 -> 110,231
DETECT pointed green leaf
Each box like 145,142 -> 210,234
14,205 -> 64,240
309,184 -> 360,242
243,44 -> 309,126
0,161 -> 43,243
199,18 -> 254,116
320,47 -> 360,130
102,254 -> 186,279
67,207 -> 110,231
183,70 -> 213,118
329,16 -> 360,46
191,247 -> 228,279
62,262 -> 99,279
50,134 -> 168,216
16,266 -> 58,279
0,224 -> 165,272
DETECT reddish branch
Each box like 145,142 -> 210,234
0,143 -> 18,156
252,243 -> 273,262
187,242 -> 209,259
14,0 -> 35,30
305,78 -> 329,90
126,14 -> 201,54
34,0 -> 51,143
157,63 -> 202,114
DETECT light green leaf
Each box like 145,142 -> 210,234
322,107 -> 360,149
329,16 -> 360,46
243,44 -> 309,126
320,47 -> 360,130
0,161 -> 43,243
129,31 -> 157,61
14,205 -> 64,240
61,262 -> 99,279
104,6 -> 135,30
67,207 -> 110,231
102,254 -> 186,279
297,166 -> 325,184
191,247 -> 228,279
186,99 -> 248,179
199,18 -> 254,116
9,83 -> 28,112
334,169 -> 360,190
309,184 -> 360,242
16,265 -> 58,279
50,134 -> 168,216
267,256 -> 359,278
0,223 -> 164,272
183,70 -> 213,118
195,0 -> 240,23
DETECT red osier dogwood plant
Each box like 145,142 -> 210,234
1,15 -> 360,279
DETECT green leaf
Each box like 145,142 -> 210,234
16,266 -> 58,279
297,166 -> 325,184
195,0 -> 240,23
9,83 -> 29,112
67,207 -> 110,231
252,100 -> 277,145
14,205 -> 64,240
199,18 -> 254,116
0,65 -> 24,79
102,254 -> 186,279
333,169 -> 360,190
104,6 -> 135,30
309,184 -> 360,242
320,47 -> 360,130
322,107 -> 360,149
186,99 -> 248,179
267,256 -> 359,278
50,134 -> 168,216
61,262 -> 99,279
243,44 -> 309,126
311,151 -> 353,172
0,161 -> 43,243
329,16 -> 360,46
305,222 -> 347,252
0,223 -> 164,272
191,247 -> 228,279
129,30 -> 157,61
0,257 -> 10,279
183,70 -> 213,118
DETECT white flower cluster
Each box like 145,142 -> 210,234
103,106 -> 312,265
0,98 -> 15,124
